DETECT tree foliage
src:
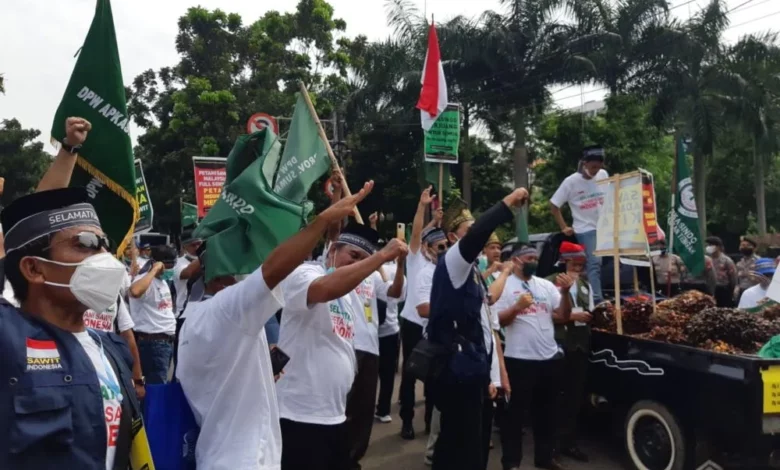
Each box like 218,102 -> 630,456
0,119 -> 50,205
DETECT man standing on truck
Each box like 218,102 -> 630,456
549,241 -> 593,463
549,146 -> 609,305
706,236 -> 737,307
735,236 -> 760,304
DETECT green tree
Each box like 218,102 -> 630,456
0,119 -> 50,205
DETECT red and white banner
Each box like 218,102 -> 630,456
192,156 -> 227,219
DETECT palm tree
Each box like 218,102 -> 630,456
0,74 -> 4,94
649,0 -> 730,236
582,0 -> 672,95
724,34 -> 780,234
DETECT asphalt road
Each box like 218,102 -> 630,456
362,377 -> 626,470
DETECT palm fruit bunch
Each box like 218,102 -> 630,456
762,303 -> 780,321
699,339 -> 742,355
657,290 -> 716,316
634,326 -> 689,345
684,307 -> 780,352
621,300 -> 655,334
591,302 -> 616,332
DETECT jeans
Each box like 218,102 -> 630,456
265,315 -> 280,345
576,230 -> 603,303
137,338 -> 173,385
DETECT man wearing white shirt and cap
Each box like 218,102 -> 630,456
277,217 -> 408,470
738,258 -> 777,310
177,182 -> 374,470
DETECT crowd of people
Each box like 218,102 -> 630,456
1,116 -> 778,470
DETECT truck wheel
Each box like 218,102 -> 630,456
625,400 -> 686,470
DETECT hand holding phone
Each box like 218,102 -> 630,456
270,346 -> 290,376
396,223 -> 406,241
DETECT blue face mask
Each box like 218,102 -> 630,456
161,269 -> 175,281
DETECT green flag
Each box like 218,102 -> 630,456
272,94 -> 331,202
181,201 -> 198,229
134,159 -> 153,233
51,0 -> 137,254
671,136 -> 705,276
194,129 -> 307,281
423,162 -> 451,193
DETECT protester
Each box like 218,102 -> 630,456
276,221 -> 408,470
494,241 -> 574,470
129,244 -> 177,384
738,258 -> 776,309
651,239 -> 685,297
173,230 -> 202,316
706,236 -> 737,307
549,146 -> 609,304
479,232 -> 503,286
548,242 -> 592,463
0,187 -> 141,468
399,186 -> 442,439
177,184 -> 373,470
736,236 -> 760,303
426,190 -> 527,470
344,221 -> 406,470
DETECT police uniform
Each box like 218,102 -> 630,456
0,189 -> 143,470
427,200 -> 512,470
652,253 -> 685,297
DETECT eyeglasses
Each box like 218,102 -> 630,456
434,243 -> 448,252
45,231 -> 111,253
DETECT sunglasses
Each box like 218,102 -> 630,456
44,231 -> 111,253
433,243 -> 448,252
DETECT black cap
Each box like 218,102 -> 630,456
1,188 -> 90,235
705,236 -> 723,248
338,220 -> 379,255
582,145 -> 605,162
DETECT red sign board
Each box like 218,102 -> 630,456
192,157 -> 227,218
642,173 -> 662,245
246,113 -> 278,135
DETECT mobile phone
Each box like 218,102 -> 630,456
270,347 -> 290,376
397,223 -> 406,241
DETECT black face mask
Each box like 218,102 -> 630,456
740,248 -> 754,256
522,262 -> 538,278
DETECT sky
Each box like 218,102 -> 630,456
1,0 -> 778,152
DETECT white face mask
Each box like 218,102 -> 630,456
705,246 -> 716,255
34,252 -> 127,313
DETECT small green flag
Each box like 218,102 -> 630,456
181,201 -> 198,229
51,0 -> 138,254
194,129 -> 307,281
272,94 -> 331,202
424,162 -> 451,193
671,136 -> 705,276
134,159 -> 153,233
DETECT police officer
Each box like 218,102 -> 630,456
0,188 -> 145,469
735,236 -> 760,302
651,239 -> 685,297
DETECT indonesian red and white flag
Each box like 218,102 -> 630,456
416,22 -> 448,131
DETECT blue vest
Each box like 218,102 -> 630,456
0,301 -> 137,470
426,257 -> 490,384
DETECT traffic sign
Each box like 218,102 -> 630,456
246,113 -> 278,135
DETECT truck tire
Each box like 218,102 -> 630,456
625,400 -> 686,470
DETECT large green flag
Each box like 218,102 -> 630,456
194,129 -> 307,281
51,0 -> 137,254
272,94 -> 331,202
671,136 -> 705,276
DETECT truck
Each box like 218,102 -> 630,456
587,330 -> 780,469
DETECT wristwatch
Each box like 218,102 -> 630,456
61,138 -> 82,155
133,376 -> 146,386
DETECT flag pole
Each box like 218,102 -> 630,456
297,81 -> 364,224
667,130 -> 679,297
438,163 -> 443,202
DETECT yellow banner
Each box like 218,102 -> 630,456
762,366 -> 780,414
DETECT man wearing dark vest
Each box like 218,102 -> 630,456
0,188 -> 145,469
548,242 -> 593,463
427,189 -> 528,470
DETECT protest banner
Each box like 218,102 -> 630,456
134,159 -> 153,233
192,157 -> 227,218
423,103 -> 461,164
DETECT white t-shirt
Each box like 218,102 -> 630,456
276,263 -> 359,425
378,262 -> 407,338
173,256 -> 195,315
73,331 -> 123,470
2,280 -> 18,307
84,297 -> 135,333
444,245 -> 501,385
399,250 -> 435,328
493,275 -> 562,360
550,170 -> 609,233
129,275 -> 176,335
739,284 -> 769,309
353,271 -> 392,355
178,267 -> 284,470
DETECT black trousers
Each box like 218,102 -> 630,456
280,418 -> 348,470
558,350 -> 589,449
376,333 -> 400,417
399,320 -> 432,426
432,378 -> 486,470
346,351 -> 380,470
501,357 -> 563,469
481,396 -> 495,470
